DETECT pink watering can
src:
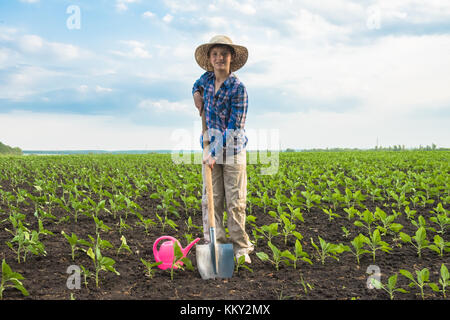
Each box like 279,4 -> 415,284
153,236 -> 200,270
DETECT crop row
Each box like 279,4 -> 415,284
0,151 -> 448,299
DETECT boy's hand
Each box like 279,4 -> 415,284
203,154 -> 216,169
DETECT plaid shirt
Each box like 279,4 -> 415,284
192,71 -> 248,160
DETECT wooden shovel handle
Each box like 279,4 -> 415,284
202,109 -> 215,229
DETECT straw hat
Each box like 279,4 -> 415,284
195,35 -> 248,72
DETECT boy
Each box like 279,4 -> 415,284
192,35 -> 253,263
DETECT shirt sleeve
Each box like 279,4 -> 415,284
192,71 -> 210,96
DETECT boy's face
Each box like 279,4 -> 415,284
208,45 -> 233,73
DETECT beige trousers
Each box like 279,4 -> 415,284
201,150 -> 254,255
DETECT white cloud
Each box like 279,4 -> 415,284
0,110 -> 180,150
19,0 -> 39,3
247,109 -> 449,150
16,34 -> 88,61
163,14 -> 174,23
163,0 -> 200,12
115,0 -> 140,12
286,9 -> 352,41
138,99 -> 190,113
95,85 -> 113,93
0,65 -> 67,101
218,0 -> 257,15
77,85 -> 89,93
142,11 -> 155,19
110,40 -> 152,58
18,34 -> 44,52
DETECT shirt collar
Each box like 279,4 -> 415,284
223,73 -> 236,89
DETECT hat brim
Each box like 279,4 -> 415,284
195,42 -> 248,72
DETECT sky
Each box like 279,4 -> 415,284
0,0 -> 449,151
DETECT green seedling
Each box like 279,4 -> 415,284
343,207 -> 359,220
134,211 -> 156,234
185,216 -> 202,233
37,218 -> 54,236
374,207 -> 401,236
299,272 -> 314,294
369,187 -> 384,203
6,227 -> 47,263
79,265 -> 91,288
119,217 -> 132,234
155,212 -> 178,232
300,190 -> 321,212
140,259 -> 163,279
169,241 -> 193,280
370,273 -> 408,300
341,226 -> 350,238
257,223 -> 280,243
280,214 -> 298,244
348,233 -> 370,265
0,259 -> 29,300
400,268 -> 435,300
322,207 -> 340,222
86,235 -> 120,287
437,264 -> 449,298
61,231 -> 91,260
310,236 -> 347,265
256,241 -> 291,271
354,209 -> 376,235
292,239 -> 312,269
404,205 -> 417,220
235,255 -> 253,273
117,235 -> 132,255
399,227 -> 429,258
389,190 -> 409,209
92,215 -> 112,235
286,204 -> 304,223
428,235 -> 450,257
363,229 -> 392,262
409,196 -> 420,209
429,203 -> 449,234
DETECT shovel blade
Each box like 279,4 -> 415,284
196,243 -> 234,280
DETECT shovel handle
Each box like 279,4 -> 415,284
202,110 -> 215,229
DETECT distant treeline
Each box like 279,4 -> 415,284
0,141 -> 23,155
284,144 -> 449,152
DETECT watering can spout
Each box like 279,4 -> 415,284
182,237 -> 201,257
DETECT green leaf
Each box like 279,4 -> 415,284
429,283 -> 440,292
441,264 -> 449,281
281,250 -> 296,261
354,221 -> 365,228
389,223 -> 404,233
256,252 -> 269,261
399,269 -> 415,282
86,247 -> 95,261
399,232 -> 411,243
370,278 -> 383,290
387,274 -> 398,290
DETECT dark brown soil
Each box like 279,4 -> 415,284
1,178 -> 448,302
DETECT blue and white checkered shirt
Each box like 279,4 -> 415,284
192,71 -> 248,160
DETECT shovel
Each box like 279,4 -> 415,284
196,105 -> 234,280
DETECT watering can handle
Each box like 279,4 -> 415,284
153,236 -> 177,262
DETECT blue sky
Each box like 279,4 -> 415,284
0,0 -> 449,150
